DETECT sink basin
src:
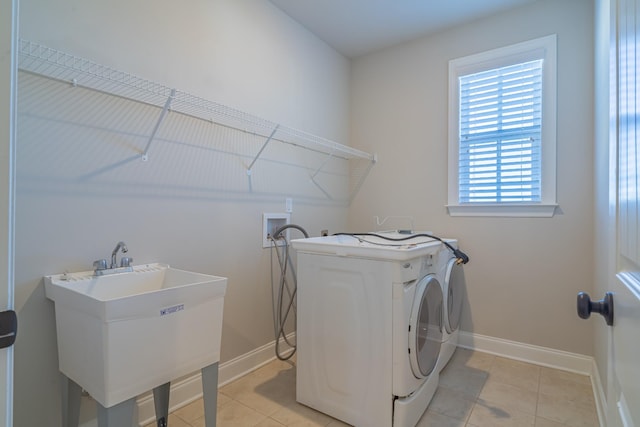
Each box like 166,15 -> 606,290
44,263 -> 227,408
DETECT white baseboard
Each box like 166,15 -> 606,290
458,331 -> 593,374
590,358 -> 607,427
458,331 -> 606,427
136,334 -> 294,426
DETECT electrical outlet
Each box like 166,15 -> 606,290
263,213 -> 290,248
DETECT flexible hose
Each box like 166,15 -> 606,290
269,224 -> 309,361
332,232 -> 470,264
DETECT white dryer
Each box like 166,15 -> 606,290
435,240 -> 465,372
292,232 -> 444,427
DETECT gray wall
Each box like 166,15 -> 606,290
349,0 -> 595,355
15,0 -> 352,425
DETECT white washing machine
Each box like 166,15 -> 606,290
291,232 -> 444,427
435,240 -> 465,373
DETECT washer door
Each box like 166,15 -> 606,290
444,258 -> 464,334
408,274 -> 443,379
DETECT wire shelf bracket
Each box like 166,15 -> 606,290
142,88 -> 176,162
246,124 -> 280,176
309,148 -> 336,180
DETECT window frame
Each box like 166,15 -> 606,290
447,35 -> 558,217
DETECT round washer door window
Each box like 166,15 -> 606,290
445,259 -> 464,333
408,274 -> 443,378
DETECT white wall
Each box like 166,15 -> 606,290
349,0 -> 595,355
593,0 -> 613,405
15,1 -> 351,425
14,0 -> 600,424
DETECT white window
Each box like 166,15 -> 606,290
447,35 -> 557,217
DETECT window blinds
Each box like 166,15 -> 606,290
458,59 -> 543,203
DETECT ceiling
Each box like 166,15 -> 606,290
269,0 -> 539,58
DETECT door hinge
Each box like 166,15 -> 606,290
0,310 -> 17,349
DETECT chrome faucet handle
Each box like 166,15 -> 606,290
120,257 -> 133,268
93,259 -> 108,271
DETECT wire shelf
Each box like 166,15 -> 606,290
18,39 -> 376,168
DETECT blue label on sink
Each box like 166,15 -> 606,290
160,304 -> 184,316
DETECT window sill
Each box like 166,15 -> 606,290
446,203 -> 558,218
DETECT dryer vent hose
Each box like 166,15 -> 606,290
269,224 -> 309,361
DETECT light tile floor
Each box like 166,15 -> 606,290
143,348 -> 599,427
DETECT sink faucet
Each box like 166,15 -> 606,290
93,241 -> 133,276
111,241 -> 128,269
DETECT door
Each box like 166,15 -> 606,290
408,275 -> 443,378
608,0 -> 640,425
0,0 -> 17,424
443,259 -> 463,333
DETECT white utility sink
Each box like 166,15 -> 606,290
44,263 -> 227,408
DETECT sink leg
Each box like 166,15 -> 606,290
153,382 -> 171,427
201,362 -> 219,427
97,398 -> 137,427
60,374 -> 81,427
